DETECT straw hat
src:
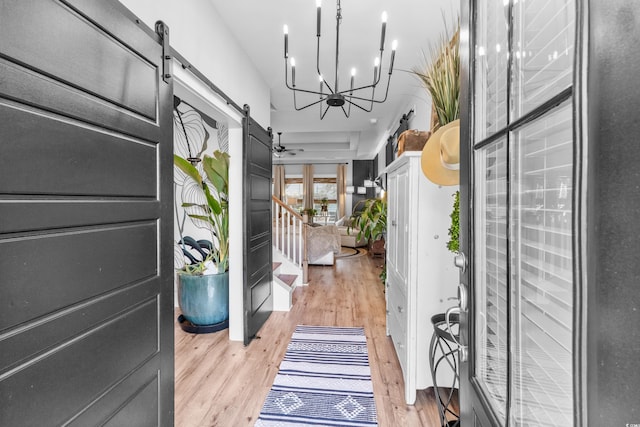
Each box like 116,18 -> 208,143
420,119 -> 460,186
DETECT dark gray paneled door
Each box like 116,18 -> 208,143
242,106 -> 273,346
0,1 -> 174,425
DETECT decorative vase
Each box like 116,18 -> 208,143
178,271 -> 229,326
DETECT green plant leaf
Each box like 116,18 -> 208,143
174,155 -> 203,185
202,183 -> 222,215
187,214 -> 214,225
203,151 -> 230,195
447,191 -> 460,253
349,198 -> 387,243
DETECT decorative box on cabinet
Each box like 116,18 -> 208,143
384,151 -> 459,405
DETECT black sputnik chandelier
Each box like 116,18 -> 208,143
283,0 -> 397,119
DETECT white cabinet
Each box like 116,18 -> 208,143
385,151 -> 459,405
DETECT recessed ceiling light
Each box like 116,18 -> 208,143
370,118 -> 378,124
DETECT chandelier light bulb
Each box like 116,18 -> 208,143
373,57 -> 380,82
316,0 -> 322,36
389,40 -> 398,74
290,57 -> 296,67
350,68 -> 355,92
379,12 -> 387,51
318,74 -> 323,82
283,24 -> 289,58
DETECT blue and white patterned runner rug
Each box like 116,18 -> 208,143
255,325 -> 378,426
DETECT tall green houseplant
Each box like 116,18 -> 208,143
349,198 -> 387,283
174,150 -> 230,274
349,198 -> 387,242
412,19 -> 460,128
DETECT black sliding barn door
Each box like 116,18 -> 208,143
0,1 -> 174,425
242,106 -> 273,345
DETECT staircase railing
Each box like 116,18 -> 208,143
272,196 -> 308,283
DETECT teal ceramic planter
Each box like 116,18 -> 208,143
178,271 -> 229,326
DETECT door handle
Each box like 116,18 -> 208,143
458,283 -> 469,312
445,306 -> 461,347
453,252 -> 467,273
445,306 -> 468,363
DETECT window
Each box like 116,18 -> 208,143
284,177 -> 337,219
284,181 -> 303,210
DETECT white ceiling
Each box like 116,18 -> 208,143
211,0 -> 458,163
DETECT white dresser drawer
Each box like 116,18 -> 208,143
387,283 -> 407,329
387,307 -> 407,376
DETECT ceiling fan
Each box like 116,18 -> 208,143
273,132 -> 304,157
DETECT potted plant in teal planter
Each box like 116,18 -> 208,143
174,150 -> 230,332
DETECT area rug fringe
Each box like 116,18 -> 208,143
255,325 -> 378,426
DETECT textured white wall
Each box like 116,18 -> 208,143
119,0 -> 270,127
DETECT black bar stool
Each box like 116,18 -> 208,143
430,312 -> 460,427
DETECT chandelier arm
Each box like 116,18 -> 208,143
320,103 -> 332,120
366,87 -> 376,112
316,36 -> 335,94
344,97 -> 375,113
334,0 -> 342,93
286,59 -> 333,97
289,86 -> 327,97
335,53 -> 386,94
293,90 -> 328,111
342,74 -> 393,104
284,58 -> 293,90
340,104 -> 350,118
335,83 -> 377,95
363,47 -> 385,89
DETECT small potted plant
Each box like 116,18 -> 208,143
174,150 -> 230,331
304,207 -> 318,217
349,198 -> 387,242
320,197 -> 329,213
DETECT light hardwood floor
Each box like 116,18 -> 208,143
174,253 -> 455,426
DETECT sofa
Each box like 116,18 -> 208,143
335,216 -> 368,248
307,224 -> 341,265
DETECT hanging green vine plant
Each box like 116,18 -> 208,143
447,191 -> 460,253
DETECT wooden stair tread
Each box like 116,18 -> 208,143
276,274 -> 297,288
272,262 -> 282,271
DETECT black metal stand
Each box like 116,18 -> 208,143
430,312 -> 460,427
